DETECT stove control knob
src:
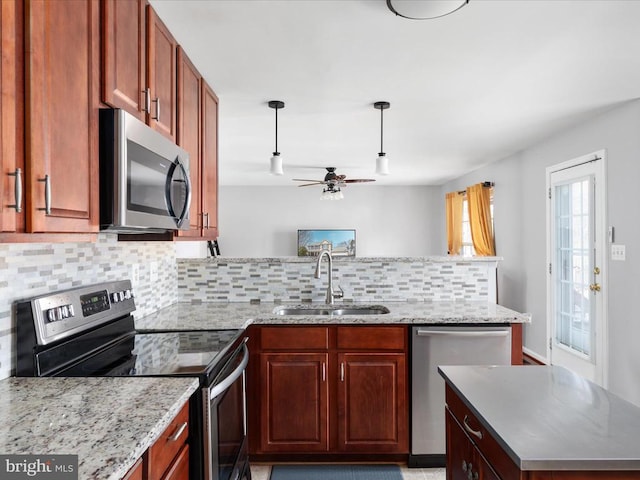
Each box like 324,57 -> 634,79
56,307 -> 64,320
47,308 -> 57,322
119,291 -> 125,301
68,305 -> 75,317
124,289 -> 132,299
111,292 -> 119,303
61,305 -> 69,318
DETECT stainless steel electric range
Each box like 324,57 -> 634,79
16,280 -> 250,480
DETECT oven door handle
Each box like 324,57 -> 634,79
210,343 -> 249,398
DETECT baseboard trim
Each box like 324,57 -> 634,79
523,347 -> 548,365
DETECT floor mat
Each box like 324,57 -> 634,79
269,464 -> 403,480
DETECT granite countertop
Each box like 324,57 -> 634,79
0,377 -> 199,480
439,365 -> 640,471
134,301 -> 530,331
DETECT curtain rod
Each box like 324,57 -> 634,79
457,181 -> 494,195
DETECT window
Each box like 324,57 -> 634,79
457,188 -> 494,257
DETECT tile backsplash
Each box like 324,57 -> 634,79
0,234 -> 177,380
1,247 -> 499,381
177,256 -> 498,304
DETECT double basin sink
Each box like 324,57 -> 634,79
274,305 -> 390,316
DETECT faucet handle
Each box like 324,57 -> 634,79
333,285 -> 344,299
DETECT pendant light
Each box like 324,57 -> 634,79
268,100 -> 285,175
374,101 -> 390,176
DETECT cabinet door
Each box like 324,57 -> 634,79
337,352 -> 408,453
25,0 -> 100,233
446,410 -> 476,480
146,5 -> 176,141
260,352 -> 329,453
101,0 -> 146,120
0,0 -> 23,232
201,81 -> 218,238
175,47 -> 202,238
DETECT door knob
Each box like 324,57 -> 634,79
589,283 -> 601,292
593,266 -> 600,275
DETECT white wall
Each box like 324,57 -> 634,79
441,99 -> 640,406
176,185 -> 443,258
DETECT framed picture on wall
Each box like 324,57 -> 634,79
297,229 -> 356,257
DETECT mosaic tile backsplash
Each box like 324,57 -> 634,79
0,234 -> 177,380
177,257 -> 498,304
1,244 -> 498,381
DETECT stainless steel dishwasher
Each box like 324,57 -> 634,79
409,325 -> 512,467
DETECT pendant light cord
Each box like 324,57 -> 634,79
274,106 -> 279,154
380,107 -> 384,154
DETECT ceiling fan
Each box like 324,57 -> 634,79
292,168 -> 375,199
293,167 -> 375,188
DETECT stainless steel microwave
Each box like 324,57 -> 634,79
99,109 -> 191,233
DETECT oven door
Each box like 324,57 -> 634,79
203,341 -> 249,480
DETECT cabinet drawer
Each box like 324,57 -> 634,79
446,386 -> 520,480
122,458 -> 143,480
337,326 -> 406,350
261,326 -> 329,350
148,401 -> 190,480
161,444 -> 189,480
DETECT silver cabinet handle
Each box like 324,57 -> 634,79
37,174 -> 51,215
204,212 -> 210,229
8,168 -> 22,212
463,415 -> 483,440
152,97 -> 161,121
142,88 -> 151,113
340,362 -> 345,382
168,421 -> 187,442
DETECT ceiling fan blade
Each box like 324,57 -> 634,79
297,182 -> 325,187
292,178 -> 324,183
344,178 -> 376,183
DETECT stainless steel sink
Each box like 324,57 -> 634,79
273,305 -> 390,316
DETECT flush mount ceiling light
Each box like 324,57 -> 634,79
386,0 -> 469,20
268,100 -> 285,175
374,101 -> 390,176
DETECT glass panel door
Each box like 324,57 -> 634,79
547,154 -> 605,386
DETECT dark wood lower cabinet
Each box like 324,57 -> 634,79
338,353 -> 407,453
249,325 -> 409,459
260,352 -> 329,453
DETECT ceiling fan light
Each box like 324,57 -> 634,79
376,153 -> 390,176
386,0 -> 469,20
270,153 -> 284,175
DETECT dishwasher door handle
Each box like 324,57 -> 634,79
415,329 -> 510,338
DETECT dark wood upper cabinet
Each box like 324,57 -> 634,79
0,0 -> 22,233
201,81 -> 219,238
176,47 -> 202,237
146,5 -> 177,142
24,0 -> 100,233
101,0 -> 146,120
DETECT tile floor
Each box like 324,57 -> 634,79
250,464 -> 446,480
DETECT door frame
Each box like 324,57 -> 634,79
545,149 -> 608,387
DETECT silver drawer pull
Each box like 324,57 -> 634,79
142,88 -> 151,113
168,421 -> 187,442
463,415 -> 483,440
37,174 -> 51,215
152,97 -> 161,121
8,168 -> 23,212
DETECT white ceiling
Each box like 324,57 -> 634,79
150,0 -> 640,187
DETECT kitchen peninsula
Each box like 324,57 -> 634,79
439,365 -> 640,479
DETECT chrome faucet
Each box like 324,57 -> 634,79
314,250 -> 344,305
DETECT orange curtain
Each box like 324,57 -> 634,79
445,191 -> 464,255
467,183 -> 495,256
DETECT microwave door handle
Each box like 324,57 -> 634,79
166,158 -> 192,228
